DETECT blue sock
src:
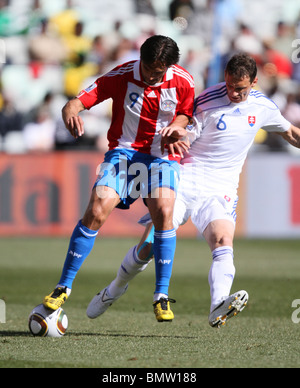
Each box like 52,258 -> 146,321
153,229 -> 176,296
59,220 -> 98,289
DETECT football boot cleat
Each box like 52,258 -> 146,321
209,290 -> 249,328
153,298 -> 176,322
86,285 -> 128,319
43,287 -> 69,311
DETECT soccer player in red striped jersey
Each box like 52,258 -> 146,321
42,35 -> 195,318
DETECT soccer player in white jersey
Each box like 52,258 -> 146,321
42,35 -> 195,314
88,53 -> 300,327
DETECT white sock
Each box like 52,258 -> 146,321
208,246 -> 235,312
153,293 -> 168,302
56,284 -> 72,297
107,245 -> 151,298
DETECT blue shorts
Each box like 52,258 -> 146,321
94,149 -> 180,209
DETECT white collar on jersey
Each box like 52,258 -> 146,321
134,60 -> 174,86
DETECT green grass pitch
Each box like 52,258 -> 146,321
0,236 -> 300,368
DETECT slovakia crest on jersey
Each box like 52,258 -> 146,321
248,116 -> 256,127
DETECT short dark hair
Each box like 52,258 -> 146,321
140,35 -> 180,67
225,53 -> 257,83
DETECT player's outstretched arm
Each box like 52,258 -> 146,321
278,125 -> 300,148
62,98 -> 86,139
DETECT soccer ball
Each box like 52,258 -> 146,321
28,304 -> 68,338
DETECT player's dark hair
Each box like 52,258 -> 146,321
140,35 -> 180,67
225,53 -> 257,83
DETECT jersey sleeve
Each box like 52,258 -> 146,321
77,76 -> 113,110
185,116 -> 201,144
177,89 -> 195,118
175,71 -> 195,119
261,106 -> 291,133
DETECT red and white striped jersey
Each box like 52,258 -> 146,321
77,60 -> 194,160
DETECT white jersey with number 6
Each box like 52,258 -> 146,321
173,83 -> 291,233
184,82 -> 291,195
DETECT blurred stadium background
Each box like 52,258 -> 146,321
1,0 -> 300,239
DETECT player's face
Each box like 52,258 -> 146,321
225,73 -> 258,103
141,61 -> 168,86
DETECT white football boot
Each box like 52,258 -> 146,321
86,285 -> 128,319
209,290 -> 249,328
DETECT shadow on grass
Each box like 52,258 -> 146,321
0,330 -> 199,340
0,331 -> 30,337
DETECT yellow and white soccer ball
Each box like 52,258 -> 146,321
28,304 -> 68,338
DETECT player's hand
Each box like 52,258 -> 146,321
159,126 -> 190,157
167,138 -> 190,158
159,125 -> 187,139
62,98 -> 86,139
66,115 -> 85,138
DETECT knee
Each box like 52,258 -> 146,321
209,233 -> 233,250
151,204 -> 174,229
159,204 -> 173,220
204,221 -> 235,251
82,202 -> 108,230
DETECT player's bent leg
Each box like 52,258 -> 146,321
43,188 -> 120,311
208,290 -> 249,328
42,218 -> 99,311
83,186 -> 121,230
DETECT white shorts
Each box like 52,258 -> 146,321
138,192 -> 238,235
138,162 -> 239,234
173,191 -> 238,234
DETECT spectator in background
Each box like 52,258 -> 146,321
25,0 -> 46,35
134,0 -> 156,16
0,0 -> 12,37
62,21 -> 92,66
28,18 -> 68,65
181,49 -> 205,95
261,40 -> 293,79
86,35 -> 107,68
283,93 -> 300,128
108,38 -> 139,68
49,0 -> 79,38
169,0 -> 195,21
233,24 -> 263,59
23,91 -> 55,126
63,21 -> 97,98
272,21 -> 295,58
0,96 -> 23,139
23,106 -> 56,152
